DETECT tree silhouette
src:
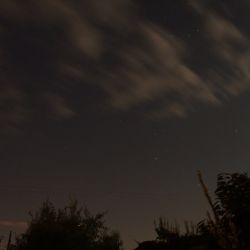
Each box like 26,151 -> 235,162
12,200 -> 122,250
198,172 -> 250,250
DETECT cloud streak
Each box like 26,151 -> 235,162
102,23 -> 219,117
1,0 -> 250,130
192,0 -> 250,97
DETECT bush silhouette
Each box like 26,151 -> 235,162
13,200 -> 122,250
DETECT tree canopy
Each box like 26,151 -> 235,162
198,172 -> 250,250
12,200 -> 122,250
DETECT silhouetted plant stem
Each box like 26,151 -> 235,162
197,170 -> 219,224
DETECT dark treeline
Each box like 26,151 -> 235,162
4,172 -> 250,250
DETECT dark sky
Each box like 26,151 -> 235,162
1,0 -> 250,249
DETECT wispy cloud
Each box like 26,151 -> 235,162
192,0 -> 250,96
44,93 -> 76,119
102,23 -> 219,117
0,87 -> 30,133
1,0 -> 250,130
101,1 -> 250,117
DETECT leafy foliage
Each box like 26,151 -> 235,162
198,172 -> 250,250
13,200 -> 122,250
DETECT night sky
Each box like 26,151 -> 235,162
1,0 -> 250,249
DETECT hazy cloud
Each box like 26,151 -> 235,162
45,93 -> 76,119
192,0 -> 250,97
0,87 -> 30,133
102,24 -> 219,116
1,0 -> 250,130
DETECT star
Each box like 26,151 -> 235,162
154,156 -> 160,161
